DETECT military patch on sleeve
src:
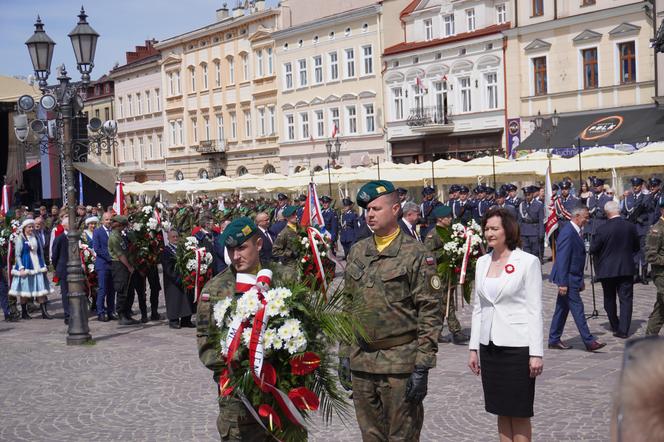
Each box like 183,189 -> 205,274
425,256 -> 436,266
201,293 -> 210,302
430,275 -> 442,290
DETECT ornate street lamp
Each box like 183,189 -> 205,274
25,16 -> 56,90
324,137 -> 342,197
68,7 -> 99,83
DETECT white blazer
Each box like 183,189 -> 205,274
469,248 -> 543,357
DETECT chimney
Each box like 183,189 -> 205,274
216,3 -> 229,20
233,3 -> 245,18
255,0 -> 265,11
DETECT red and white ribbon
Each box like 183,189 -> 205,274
306,227 -> 328,294
113,181 -> 125,215
0,184 -> 10,217
459,228 -> 474,285
193,247 -> 207,303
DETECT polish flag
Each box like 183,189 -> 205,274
0,184 -> 11,218
331,124 -> 338,139
544,166 -> 558,245
113,181 -> 126,215
300,182 -> 327,235
416,76 -> 428,93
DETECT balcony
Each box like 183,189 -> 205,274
195,139 -> 226,156
406,106 -> 454,134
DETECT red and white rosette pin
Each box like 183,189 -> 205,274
505,264 -> 515,274
255,269 -> 272,292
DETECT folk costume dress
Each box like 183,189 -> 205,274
9,234 -> 53,298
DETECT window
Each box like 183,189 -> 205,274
158,135 -> 163,157
393,87 -> 404,120
330,108 -> 340,136
257,50 -> 264,77
466,9 -> 475,32
286,114 -> 295,140
329,52 -> 339,81
202,64 -> 208,89
118,97 -> 123,118
362,45 -> 373,75
242,54 -> 249,81
129,139 -> 135,161
424,19 -> 433,41
148,136 -> 154,158
532,0 -> 543,16
104,107 -> 110,121
284,62 -> 293,89
364,104 -> 375,133
300,112 -> 309,139
346,105 -> 357,134
175,70 -> 181,94
177,120 -> 183,145
269,106 -> 276,135
267,48 -> 274,75
413,84 -> 424,111
168,73 -> 174,95
582,48 -> 598,89
230,112 -> 237,139
486,72 -> 498,109
533,56 -> 547,95
228,57 -> 235,84
298,59 -> 308,87
136,93 -> 142,115
204,116 -> 210,140
497,3 -> 507,24
244,110 -> 252,138
619,41 -> 636,84
315,110 -> 324,137
258,108 -> 266,136
155,89 -> 160,111
191,117 -> 198,143
145,91 -> 151,113
216,115 -> 224,141
460,77 -> 471,112
444,14 -> 455,36
190,67 -> 196,92
170,121 -> 176,146
95,109 -> 100,118
138,137 -> 144,160
345,48 -> 355,78
313,56 -> 323,84
127,95 -> 133,117
215,60 -> 221,87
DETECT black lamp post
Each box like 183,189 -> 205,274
23,7 -> 101,345
535,109 -> 559,170
324,137 -> 341,198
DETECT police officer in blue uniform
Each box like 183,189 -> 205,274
420,186 -> 442,236
471,185 -> 491,224
557,180 -> 579,231
518,185 -> 545,260
586,177 -> 613,235
320,195 -> 339,253
452,185 -> 474,224
491,189 -> 517,219
339,198 -> 358,258
649,177 -> 662,225
622,177 -> 652,284
506,183 -> 521,207
296,194 -> 306,222
446,184 -> 461,208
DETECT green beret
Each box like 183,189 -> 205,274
223,217 -> 258,248
112,215 -> 128,225
432,205 -> 452,218
356,180 -> 396,209
282,205 -> 298,217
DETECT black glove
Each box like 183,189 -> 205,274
338,357 -> 352,391
405,366 -> 429,404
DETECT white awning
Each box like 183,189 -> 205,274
73,161 -> 118,193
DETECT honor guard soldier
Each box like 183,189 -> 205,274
296,194 -> 306,223
649,177 -> 663,225
452,185 -> 474,224
557,181 -> 578,231
492,189 -> 518,219
622,177 -> 652,284
586,177 -> 612,235
272,206 -> 302,272
518,186 -> 545,260
420,186 -> 442,236
424,205 -> 469,344
397,187 -> 409,208
338,180 -> 442,441
472,185 -> 491,224
271,193 -> 289,223
340,198 -> 358,258
196,217 -> 276,441
446,184 -> 461,207
645,195 -> 664,335
320,195 -> 339,252
506,184 -> 521,207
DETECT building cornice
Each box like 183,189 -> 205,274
271,4 -> 381,41
503,2 -> 648,37
109,55 -> 161,79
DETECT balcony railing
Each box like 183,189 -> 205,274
195,139 -> 226,154
406,106 -> 453,127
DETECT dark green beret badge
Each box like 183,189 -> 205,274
223,217 -> 257,248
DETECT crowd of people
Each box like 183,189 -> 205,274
1,173 -> 664,442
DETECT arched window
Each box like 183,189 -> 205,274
263,164 -> 276,174
237,166 -> 248,176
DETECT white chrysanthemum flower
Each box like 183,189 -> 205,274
241,327 -> 252,347
87,264 -> 95,272
263,328 -> 282,351
265,297 -> 286,317
199,263 -> 208,273
277,318 -> 301,341
213,298 -> 232,327
320,251 -> 326,257
142,205 -> 153,214
186,259 -> 197,272
0,237 -> 6,246
162,221 -> 171,230
235,289 -> 261,319
147,218 -> 159,230
132,223 -> 143,231
205,253 -> 213,264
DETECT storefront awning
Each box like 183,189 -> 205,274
73,161 -> 118,194
518,106 -> 664,154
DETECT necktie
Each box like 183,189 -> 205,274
264,229 -> 273,245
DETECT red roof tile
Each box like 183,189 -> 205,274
400,0 -> 421,20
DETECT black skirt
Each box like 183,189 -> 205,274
480,342 -> 535,418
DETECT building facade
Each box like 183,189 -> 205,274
110,40 -> 165,182
383,0 -> 511,163
82,75 -> 115,167
155,1 -> 281,179
506,0 -> 656,153
273,3 -> 387,173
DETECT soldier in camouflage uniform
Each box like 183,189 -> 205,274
645,195 -> 664,336
339,180 -> 442,442
271,206 -> 301,272
196,217 -> 272,441
424,205 -> 469,345
173,199 -> 194,233
108,215 -> 140,326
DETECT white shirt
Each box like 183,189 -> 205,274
259,226 -> 273,244
401,217 -> 419,240
483,276 -> 501,303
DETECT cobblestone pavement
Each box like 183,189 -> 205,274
0,259 -> 656,442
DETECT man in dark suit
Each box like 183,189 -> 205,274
34,217 -> 50,265
51,217 -> 70,324
591,200 -> 640,338
548,205 -> 606,352
162,230 -> 194,329
255,212 -> 274,266
399,201 -> 421,241
92,212 -> 116,321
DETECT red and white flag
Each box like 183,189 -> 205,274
331,123 -> 338,139
0,184 -> 11,218
113,181 -> 126,215
544,166 -> 558,244
416,76 -> 428,93
300,182 -> 326,232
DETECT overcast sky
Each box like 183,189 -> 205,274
0,0 -> 279,80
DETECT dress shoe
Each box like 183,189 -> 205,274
585,341 -> 607,352
548,341 -> 572,350
140,315 -> 149,324
118,316 -> 140,326
4,315 -> 19,322
169,320 -> 181,329
107,312 -> 118,321
97,314 -> 109,322
437,334 -> 451,344
613,332 -> 628,339
180,316 -> 196,328
150,312 -> 164,321
452,332 -> 469,345
64,318 -> 69,325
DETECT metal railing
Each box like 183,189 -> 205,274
195,139 -> 226,154
406,106 -> 453,127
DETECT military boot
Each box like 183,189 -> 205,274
40,303 -> 53,319
642,266 -> 650,285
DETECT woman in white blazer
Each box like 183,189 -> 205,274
468,207 -> 543,442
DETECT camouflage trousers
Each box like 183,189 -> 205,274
645,274 -> 664,336
441,288 -> 462,335
351,371 -> 423,442
217,395 -> 269,442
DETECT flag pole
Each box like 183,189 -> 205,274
577,137 -> 583,191
377,156 -> 381,180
